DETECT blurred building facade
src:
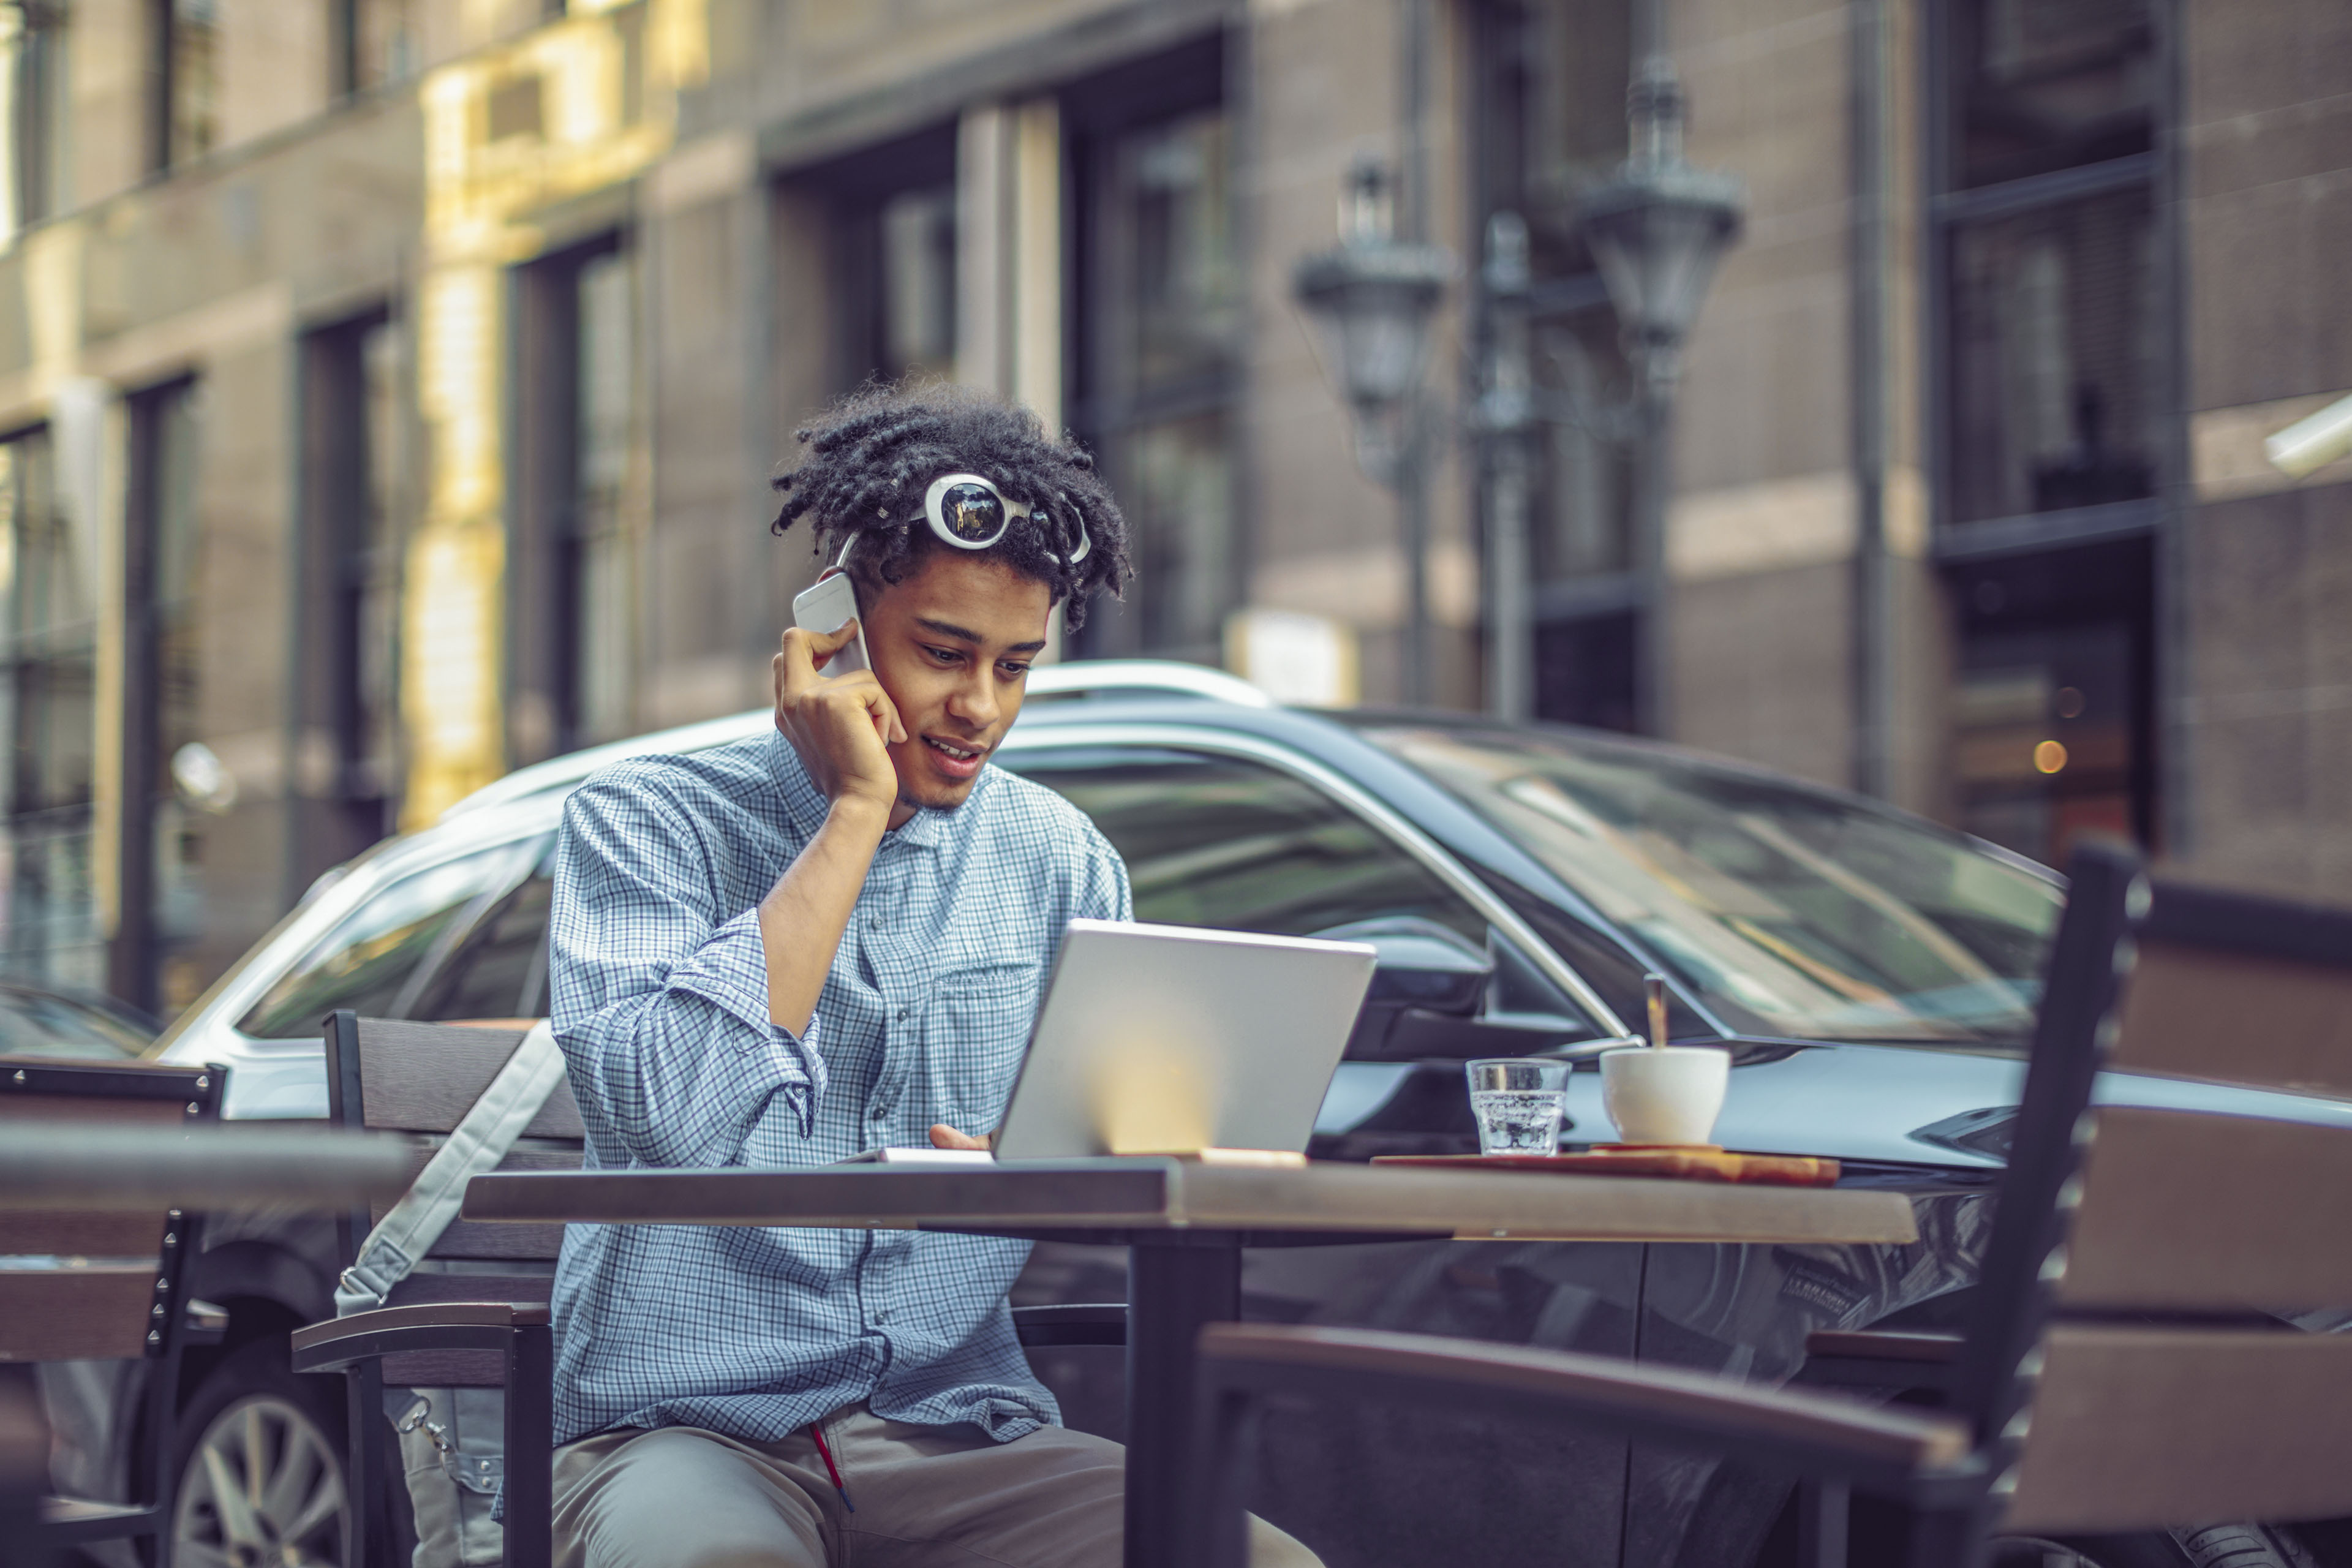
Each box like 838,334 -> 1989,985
0,0 -> 2340,1015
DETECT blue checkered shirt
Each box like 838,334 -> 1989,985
545,728 -> 1131,1447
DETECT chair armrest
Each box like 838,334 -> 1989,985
1197,1324 -> 1975,1490
295,1300 -> 556,1568
1012,1303 -> 1127,1348
291,1302 -> 550,1376
1806,1329 -> 1961,1364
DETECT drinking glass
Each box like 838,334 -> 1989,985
1464,1058 -> 1570,1155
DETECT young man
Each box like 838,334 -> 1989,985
543,386 -> 1317,1567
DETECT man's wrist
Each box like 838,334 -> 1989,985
824,794 -> 893,837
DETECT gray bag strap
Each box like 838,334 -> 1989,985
336,1019 -> 566,1317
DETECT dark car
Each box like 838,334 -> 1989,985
97,662 -> 2346,1568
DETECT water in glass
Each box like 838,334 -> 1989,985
1470,1088 -> 1564,1154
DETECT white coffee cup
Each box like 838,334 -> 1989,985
1599,1046 -> 1730,1146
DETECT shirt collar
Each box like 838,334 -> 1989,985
763,728 -> 979,853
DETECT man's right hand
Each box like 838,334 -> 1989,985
773,622 -> 905,815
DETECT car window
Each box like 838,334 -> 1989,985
236,839 -> 543,1040
1002,747 -> 1491,943
998,745 -> 1604,1037
0,989 -> 149,1060
1363,724 -> 2063,1045
408,856 -> 556,1024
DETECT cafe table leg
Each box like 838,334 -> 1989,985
1124,1235 -> 1243,1568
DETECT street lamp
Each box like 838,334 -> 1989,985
1487,39 -> 1740,735
1294,159 -> 1455,703
1577,56 -> 1744,409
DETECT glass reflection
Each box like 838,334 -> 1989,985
1123,111 -> 1240,390
1947,187 -> 2157,524
879,184 -> 957,382
1084,100 -> 1241,660
0,428 -> 102,993
1953,0 -> 2154,191
1118,413 -> 1234,659
1367,725 -> 2062,1045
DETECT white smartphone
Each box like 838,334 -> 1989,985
790,571 -> 871,676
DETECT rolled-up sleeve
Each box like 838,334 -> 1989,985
549,772 -> 824,1168
1076,820 -> 1134,925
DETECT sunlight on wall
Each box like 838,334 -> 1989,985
404,0 -> 707,824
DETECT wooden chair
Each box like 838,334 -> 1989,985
0,1055 -> 227,1561
291,1012 -> 1125,1568
1191,842 -> 2352,1568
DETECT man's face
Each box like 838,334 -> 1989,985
861,549 -> 1052,818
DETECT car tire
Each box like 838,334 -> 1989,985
169,1335 -> 350,1568
2173,1525 -> 2320,1568
1989,1529 -> 2318,1568
1991,1538 -> 2185,1568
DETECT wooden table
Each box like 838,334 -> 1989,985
463,1158 -> 1916,1568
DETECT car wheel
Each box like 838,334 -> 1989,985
170,1338 -> 348,1568
2173,1525 -> 2321,1568
1994,1529 -> 2319,1568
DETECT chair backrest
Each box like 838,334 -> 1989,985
324,1011 -> 586,1265
322,1012 -> 582,1382
1953,842 -> 2352,1537
0,1057 -> 222,1365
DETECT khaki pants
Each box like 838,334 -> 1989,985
552,1404 -> 1319,1568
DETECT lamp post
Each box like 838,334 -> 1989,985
1298,10 -> 1740,724
1477,212 -> 1537,722
1294,160 -> 1455,704
1570,28 -> 1744,735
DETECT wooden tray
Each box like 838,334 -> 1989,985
1372,1147 -> 1841,1187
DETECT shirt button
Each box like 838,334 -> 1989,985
895,1007 -> 912,1023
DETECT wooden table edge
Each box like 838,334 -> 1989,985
460,1167 -> 1918,1246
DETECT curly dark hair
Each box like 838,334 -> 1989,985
769,383 -> 1132,630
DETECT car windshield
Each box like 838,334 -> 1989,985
0,989 -> 151,1061
1362,724 -> 2064,1045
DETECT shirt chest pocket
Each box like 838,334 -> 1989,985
921,963 -> 1041,1133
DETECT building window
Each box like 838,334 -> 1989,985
1068,39 -> 1241,663
1946,0 -> 2154,192
4,1 -> 69,230
1472,0 -> 1641,731
811,125 -> 959,391
0,428 -> 101,992
842,181 -> 957,388
1948,540 -> 2154,857
1946,189 -> 2157,526
512,237 -> 636,763
1930,0 -> 2165,865
118,380 -> 205,1015
296,312 -> 403,878
1936,0 -> 2159,532
334,0 -> 418,96
148,0 -> 219,172
871,186 -> 957,383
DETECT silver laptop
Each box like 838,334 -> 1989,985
845,920 -> 1377,1164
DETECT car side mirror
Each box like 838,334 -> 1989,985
1313,917 -> 1494,1017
